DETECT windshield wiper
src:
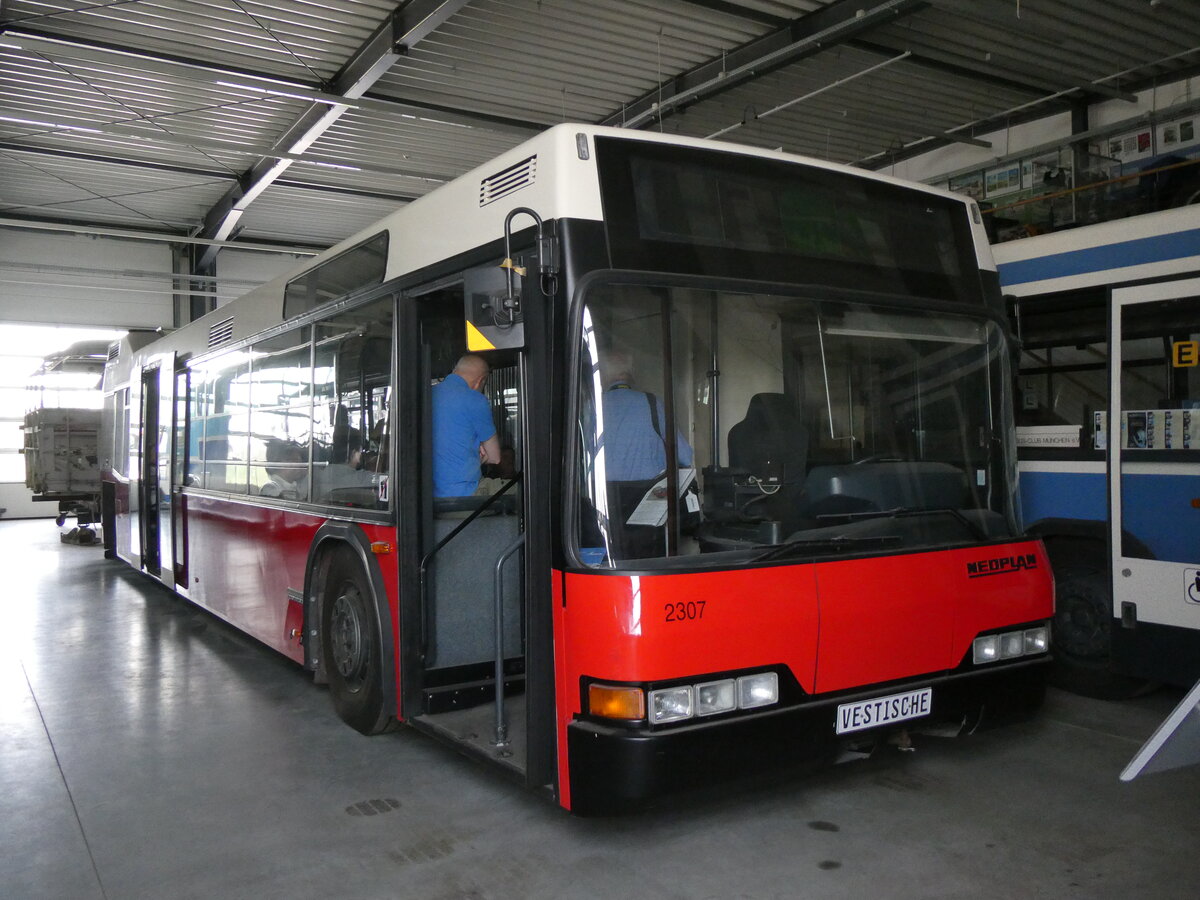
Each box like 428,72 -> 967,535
910,507 -> 991,541
754,534 -> 901,562
817,505 -> 990,542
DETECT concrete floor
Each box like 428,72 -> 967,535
2,517 -> 1198,900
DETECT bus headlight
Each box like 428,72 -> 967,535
1024,626 -> 1049,654
973,634 -> 1000,664
649,686 -> 693,723
973,625 -> 1050,665
589,669 -> 781,725
1000,631 -> 1025,659
696,679 -> 736,716
737,672 -> 779,709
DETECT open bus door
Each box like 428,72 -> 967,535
137,355 -> 174,578
1110,277 -> 1200,685
397,257 -> 555,796
171,364 -> 188,587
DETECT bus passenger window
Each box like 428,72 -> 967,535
283,232 -> 388,320
310,295 -> 394,509
247,328 -> 312,500
191,357 -> 251,494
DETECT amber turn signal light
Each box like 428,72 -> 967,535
588,683 -> 646,721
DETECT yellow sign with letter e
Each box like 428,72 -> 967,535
1173,340 -> 1199,368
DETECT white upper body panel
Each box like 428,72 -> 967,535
111,123 -> 991,375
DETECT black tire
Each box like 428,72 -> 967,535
319,547 -> 393,735
1045,538 -> 1152,700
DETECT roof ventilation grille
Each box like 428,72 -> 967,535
208,317 -> 234,349
106,342 -> 120,362
479,155 -> 536,207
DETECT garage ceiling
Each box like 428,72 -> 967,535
2,0 -> 1198,254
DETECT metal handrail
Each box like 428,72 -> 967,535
491,532 -> 526,749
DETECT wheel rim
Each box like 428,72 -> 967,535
329,584 -> 367,690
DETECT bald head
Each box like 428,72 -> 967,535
601,349 -> 633,387
454,353 -> 490,391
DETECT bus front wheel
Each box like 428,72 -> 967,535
319,547 -> 392,735
1046,538 -> 1152,700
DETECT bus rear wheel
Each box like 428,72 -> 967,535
319,547 -> 392,735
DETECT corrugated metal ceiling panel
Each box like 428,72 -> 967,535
3,0 -> 396,79
375,0 -> 768,123
1,148 -> 232,228
305,109 -> 523,182
1,0 -> 1198,253
234,182 -> 403,244
658,44 -> 1036,162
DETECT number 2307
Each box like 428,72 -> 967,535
664,600 -> 706,622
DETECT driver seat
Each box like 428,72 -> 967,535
727,393 -> 808,524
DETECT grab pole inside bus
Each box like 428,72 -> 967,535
492,532 -> 526,750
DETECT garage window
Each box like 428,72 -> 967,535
0,326 -> 123,484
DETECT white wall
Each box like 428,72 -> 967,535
0,485 -> 57,519
0,228 -> 174,329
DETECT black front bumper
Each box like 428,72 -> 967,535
566,659 -> 1048,815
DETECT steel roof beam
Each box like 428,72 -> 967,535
672,1 -> 790,28
848,37 -> 1135,105
195,0 -> 471,268
858,72 -> 1180,172
849,39 -> 1056,99
599,0 -> 929,130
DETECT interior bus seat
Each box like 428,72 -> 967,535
727,392 -> 808,525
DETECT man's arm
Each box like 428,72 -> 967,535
479,434 -> 501,465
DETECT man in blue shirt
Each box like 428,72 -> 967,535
432,354 -> 500,497
600,350 -> 693,481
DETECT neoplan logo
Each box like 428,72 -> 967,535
966,553 -> 1038,578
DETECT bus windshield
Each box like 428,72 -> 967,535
573,282 -> 1018,567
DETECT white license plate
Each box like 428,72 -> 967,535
835,687 -> 932,735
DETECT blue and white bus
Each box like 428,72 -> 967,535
997,206 -> 1200,696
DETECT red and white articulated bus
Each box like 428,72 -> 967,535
101,125 -> 1053,814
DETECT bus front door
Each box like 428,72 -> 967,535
404,285 -> 531,779
138,363 -> 161,575
138,357 -> 174,578
1110,276 -> 1200,685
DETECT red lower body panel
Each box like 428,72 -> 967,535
114,493 -> 401,681
553,539 -> 1053,812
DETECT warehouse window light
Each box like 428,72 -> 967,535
0,325 -> 125,484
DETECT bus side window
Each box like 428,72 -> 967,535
311,296 -> 394,509
213,359 -> 251,494
247,328 -> 312,500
